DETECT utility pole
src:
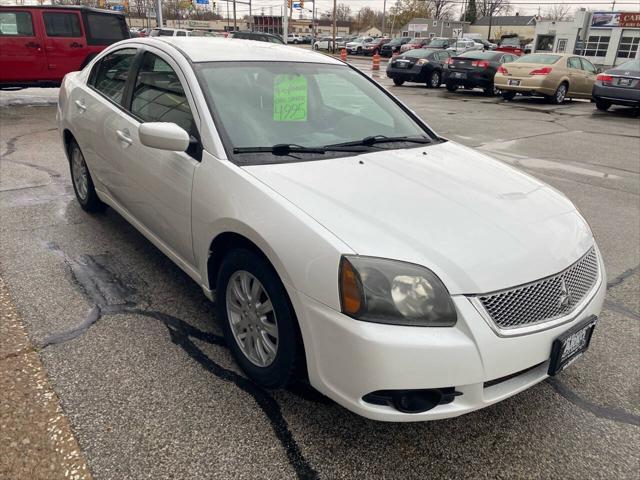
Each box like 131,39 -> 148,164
487,1 -> 493,41
233,0 -> 237,31
282,0 -> 288,42
381,0 -> 387,37
155,0 -> 162,27
249,0 -> 252,31
332,0 -> 337,52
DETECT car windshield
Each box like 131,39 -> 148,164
195,62 -> 431,164
515,54 -> 561,64
617,59 -> 640,71
408,38 -> 423,44
429,39 -> 448,47
500,37 -> 520,46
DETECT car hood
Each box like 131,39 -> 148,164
244,141 -> 594,295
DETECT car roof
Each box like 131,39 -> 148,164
122,37 -> 343,64
0,4 -> 124,16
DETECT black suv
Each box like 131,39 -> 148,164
380,37 -> 411,57
232,31 -> 284,44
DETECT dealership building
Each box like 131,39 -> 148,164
534,9 -> 640,67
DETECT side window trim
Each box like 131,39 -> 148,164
0,10 -> 35,37
125,46 -> 201,133
126,47 -> 202,160
42,11 -> 83,38
88,47 -> 141,110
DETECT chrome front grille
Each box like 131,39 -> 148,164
477,248 -> 599,330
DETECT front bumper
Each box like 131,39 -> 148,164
295,255 -> 606,422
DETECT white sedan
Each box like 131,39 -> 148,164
57,37 -> 605,421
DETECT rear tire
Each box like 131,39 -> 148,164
427,71 -> 441,89
484,85 -> 499,96
393,78 -> 405,86
216,249 -> 302,388
445,82 -> 458,92
548,82 -> 568,104
595,99 -> 611,111
69,140 -> 106,213
501,90 -> 516,101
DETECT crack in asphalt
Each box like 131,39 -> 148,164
2,129 -> 62,178
40,242 -> 320,480
547,378 -> 640,427
604,299 -> 640,321
607,265 -> 639,290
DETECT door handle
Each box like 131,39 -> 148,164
74,99 -> 86,112
70,42 -> 83,48
116,129 -> 133,145
25,41 -> 41,49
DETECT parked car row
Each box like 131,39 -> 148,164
387,50 -> 639,113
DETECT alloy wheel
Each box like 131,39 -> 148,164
430,72 -> 440,88
71,145 -> 89,202
226,270 -> 279,367
556,84 -> 567,104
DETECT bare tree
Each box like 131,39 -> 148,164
389,0 -> 433,31
477,0 -> 512,17
429,0 -> 455,20
543,4 -> 573,21
326,3 -> 352,23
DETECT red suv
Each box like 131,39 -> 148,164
0,5 -> 129,89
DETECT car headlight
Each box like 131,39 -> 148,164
339,256 -> 457,327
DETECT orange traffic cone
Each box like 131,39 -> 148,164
340,48 -> 347,61
372,53 -> 381,71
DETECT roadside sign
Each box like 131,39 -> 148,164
453,28 -> 462,37
293,2 -> 301,9
112,4 -> 124,11
195,0 -> 210,4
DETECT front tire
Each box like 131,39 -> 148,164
501,90 -> 516,101
216,249 -> 302,388
428,71 -> 441,88
595,99 -> 611,111
69,140 -> 105,212
445,82 -> 458,92
393,78 -> 405,86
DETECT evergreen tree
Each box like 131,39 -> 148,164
464,0 -> 477,24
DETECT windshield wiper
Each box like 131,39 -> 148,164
233,143 -> 368,156
325,135 -> 432,149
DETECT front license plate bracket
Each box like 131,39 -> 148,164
548,315 -> 597,376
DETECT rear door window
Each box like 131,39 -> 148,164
0,11 -> 34,36
84,12 -> 129,45
43,12 -> 82,37
176,30 -> 186,37
568,57 -> 582,70
91,48 -> 137,104
580,58 -> 597,74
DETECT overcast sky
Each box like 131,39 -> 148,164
227,0 -> 637,18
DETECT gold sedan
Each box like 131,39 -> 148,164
494,53 -> 598,104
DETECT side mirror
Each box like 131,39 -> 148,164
139,122 -> 190,152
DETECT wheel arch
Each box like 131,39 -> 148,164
207,230 -> 309,379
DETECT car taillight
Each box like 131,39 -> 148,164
497,66 -> 508,74
472,60 -> 489,68
529,67 -> 552,75
596,73 -> 613,82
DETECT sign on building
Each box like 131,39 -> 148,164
408,24 -> 428,32
591,11 -> 640,28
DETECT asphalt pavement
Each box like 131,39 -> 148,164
1,60 -> 639,479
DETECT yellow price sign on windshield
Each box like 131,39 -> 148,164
273,74 -> 307,122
